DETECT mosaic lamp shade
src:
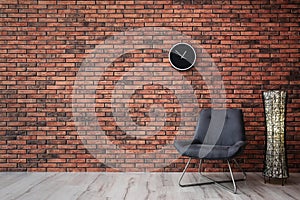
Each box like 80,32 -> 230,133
263,90 -> 289,185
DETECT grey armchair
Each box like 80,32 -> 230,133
174,108 -> 247,194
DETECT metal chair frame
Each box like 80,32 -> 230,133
178,158 -> 246,194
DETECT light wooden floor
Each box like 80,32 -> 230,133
0,172 -> 299,200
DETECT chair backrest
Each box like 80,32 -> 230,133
193,108 -> 246,146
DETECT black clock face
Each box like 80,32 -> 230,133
169,43 -> 196,71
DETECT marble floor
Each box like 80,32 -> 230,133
0,172 -> 299,200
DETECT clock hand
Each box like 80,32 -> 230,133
175,50 -> 183,57
181,51 -> 187,59
175,50 -> 187,59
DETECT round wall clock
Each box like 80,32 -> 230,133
169,43 -> 196,71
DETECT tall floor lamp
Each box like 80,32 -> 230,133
263,90 -> 289,185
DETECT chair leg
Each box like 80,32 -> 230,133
227,159 -> 237,193
178,158 -> 246,194
179,158 -> 215,187
232,158 -> 247,180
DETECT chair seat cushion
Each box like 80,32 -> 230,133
174,140 -> 246,160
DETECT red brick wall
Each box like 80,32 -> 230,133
0,0 -> 299,172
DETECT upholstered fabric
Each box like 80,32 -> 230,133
174,108 -> 246,159
174,140 -> 246,160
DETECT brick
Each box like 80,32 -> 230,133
0,0 -> 299,173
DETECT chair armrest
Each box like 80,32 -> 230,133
228,141 -> 247,158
